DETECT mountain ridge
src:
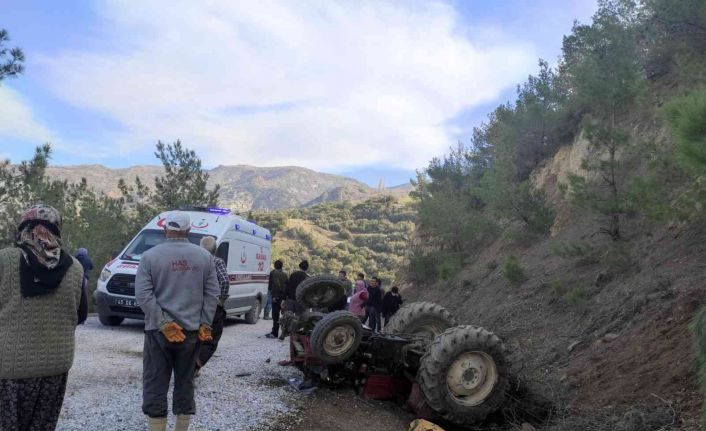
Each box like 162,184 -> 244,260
45,164 -> 412,211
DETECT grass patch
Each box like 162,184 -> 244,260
549,279 -> 586,306
502,254 -> 527,285
550,240 -> 599,266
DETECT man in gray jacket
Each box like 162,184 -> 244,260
135,211 -> 219,431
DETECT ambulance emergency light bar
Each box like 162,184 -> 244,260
177,205 -> 231,215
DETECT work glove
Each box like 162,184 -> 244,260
198,324 -> 213,342
160,321 -> 186,343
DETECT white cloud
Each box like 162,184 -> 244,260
39,0 -> 538,170
0,85 -> 56,144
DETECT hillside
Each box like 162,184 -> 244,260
45,164 -> 411,211
398,2 -> 706,429
405,132 -> 704,429
253,195 -> 414,284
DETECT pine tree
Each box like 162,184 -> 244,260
152,140 -> 221,210
0,29 -> 24,82
562,3 -> 644,240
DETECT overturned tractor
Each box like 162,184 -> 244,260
284,275 -> 511,428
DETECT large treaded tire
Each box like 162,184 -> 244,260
417,325 -> 509,426
296,275 -> 346,309
384,302 -> 456,346
310,311 -> 363,364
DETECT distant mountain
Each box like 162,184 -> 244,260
45,164 -> 412,211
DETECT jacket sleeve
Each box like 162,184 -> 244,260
135,254 -> 173,329
200,256 -> 220,328
267,270 -> 274,293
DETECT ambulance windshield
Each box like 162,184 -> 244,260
121,229 -> 209,261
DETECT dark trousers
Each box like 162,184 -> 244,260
0,373 -> 68,431
143,330 -> 199,418
271,297 -> 282,337
198,305 -> 226,369
366,306 -> 381,332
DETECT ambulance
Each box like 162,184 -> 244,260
94,206 -> 272,326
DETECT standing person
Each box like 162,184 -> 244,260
349,280 -> 369,322
329,270 -> 352,312
135,212 -> 219,431
382,286 -> 403,328
283,260 -> 309,314
0,205 -> 87,431
196,236 -> 230,373
365,277 -> 384,332
265,260 -> 288,339
263,291 -> 272,320
356,272 -> 367,288
75,247 -> 93,280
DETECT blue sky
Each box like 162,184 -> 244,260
0,0 -> 596,187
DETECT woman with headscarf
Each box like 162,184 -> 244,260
0,204 -> 87,431
348,280 -> 369,323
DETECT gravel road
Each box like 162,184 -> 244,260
57,316 -> 303,431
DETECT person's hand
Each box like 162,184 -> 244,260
160,322 -> 186,343
280,301 -> 286,311
198,324 -> 213,342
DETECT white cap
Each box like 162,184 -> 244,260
164,211 -> 191,231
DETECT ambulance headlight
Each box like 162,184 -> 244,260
99,268 -> 112,282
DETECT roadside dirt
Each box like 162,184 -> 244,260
270,388 -> 414,431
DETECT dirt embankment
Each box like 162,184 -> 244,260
405,148 -> 706,431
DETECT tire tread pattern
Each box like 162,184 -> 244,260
384,301 -> 456,335
417,325 -> 509,425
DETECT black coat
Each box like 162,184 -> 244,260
285,270 -> 308,300
366,285 -> 383,309
382,292 -> 403,316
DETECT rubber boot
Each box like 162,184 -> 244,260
147,416 -> 167,431
174,415 -> 191,431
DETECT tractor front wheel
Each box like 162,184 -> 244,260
310,310 -> 363,364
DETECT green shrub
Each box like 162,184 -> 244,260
562,285 -> 585,305
502,254 -> 527,285
601,243 -> 633,275
550,240 -> 599,265
338,228 -> 352,240
549,279 -> 585,305
664,88 -> 706,176
549,279 -> 565,296
437,258 -> 463,281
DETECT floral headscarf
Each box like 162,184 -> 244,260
16,204 -> 64,269
15,205 -> 73,298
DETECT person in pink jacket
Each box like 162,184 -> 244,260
348,280 -> 369,322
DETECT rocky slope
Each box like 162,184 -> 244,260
45,164 -> 411,211
403,128 -> 703,430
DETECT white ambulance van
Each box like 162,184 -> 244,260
94,206 -> 271,326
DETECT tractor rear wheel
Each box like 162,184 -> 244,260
384,302 -> 456,346
417,325 -> 509,426
296,275 -> 346,309
310,311 -> 363,364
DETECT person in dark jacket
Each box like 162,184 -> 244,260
365,277 -> 384,332
266,260 -> 288,339
283,260 -> 309,313
329,270 -> 352,312
196,236 -> 230,373
75,247 -> 93,280
382,286 -> 403,328
280,260 -> 309,341
0,204 -> 87,431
